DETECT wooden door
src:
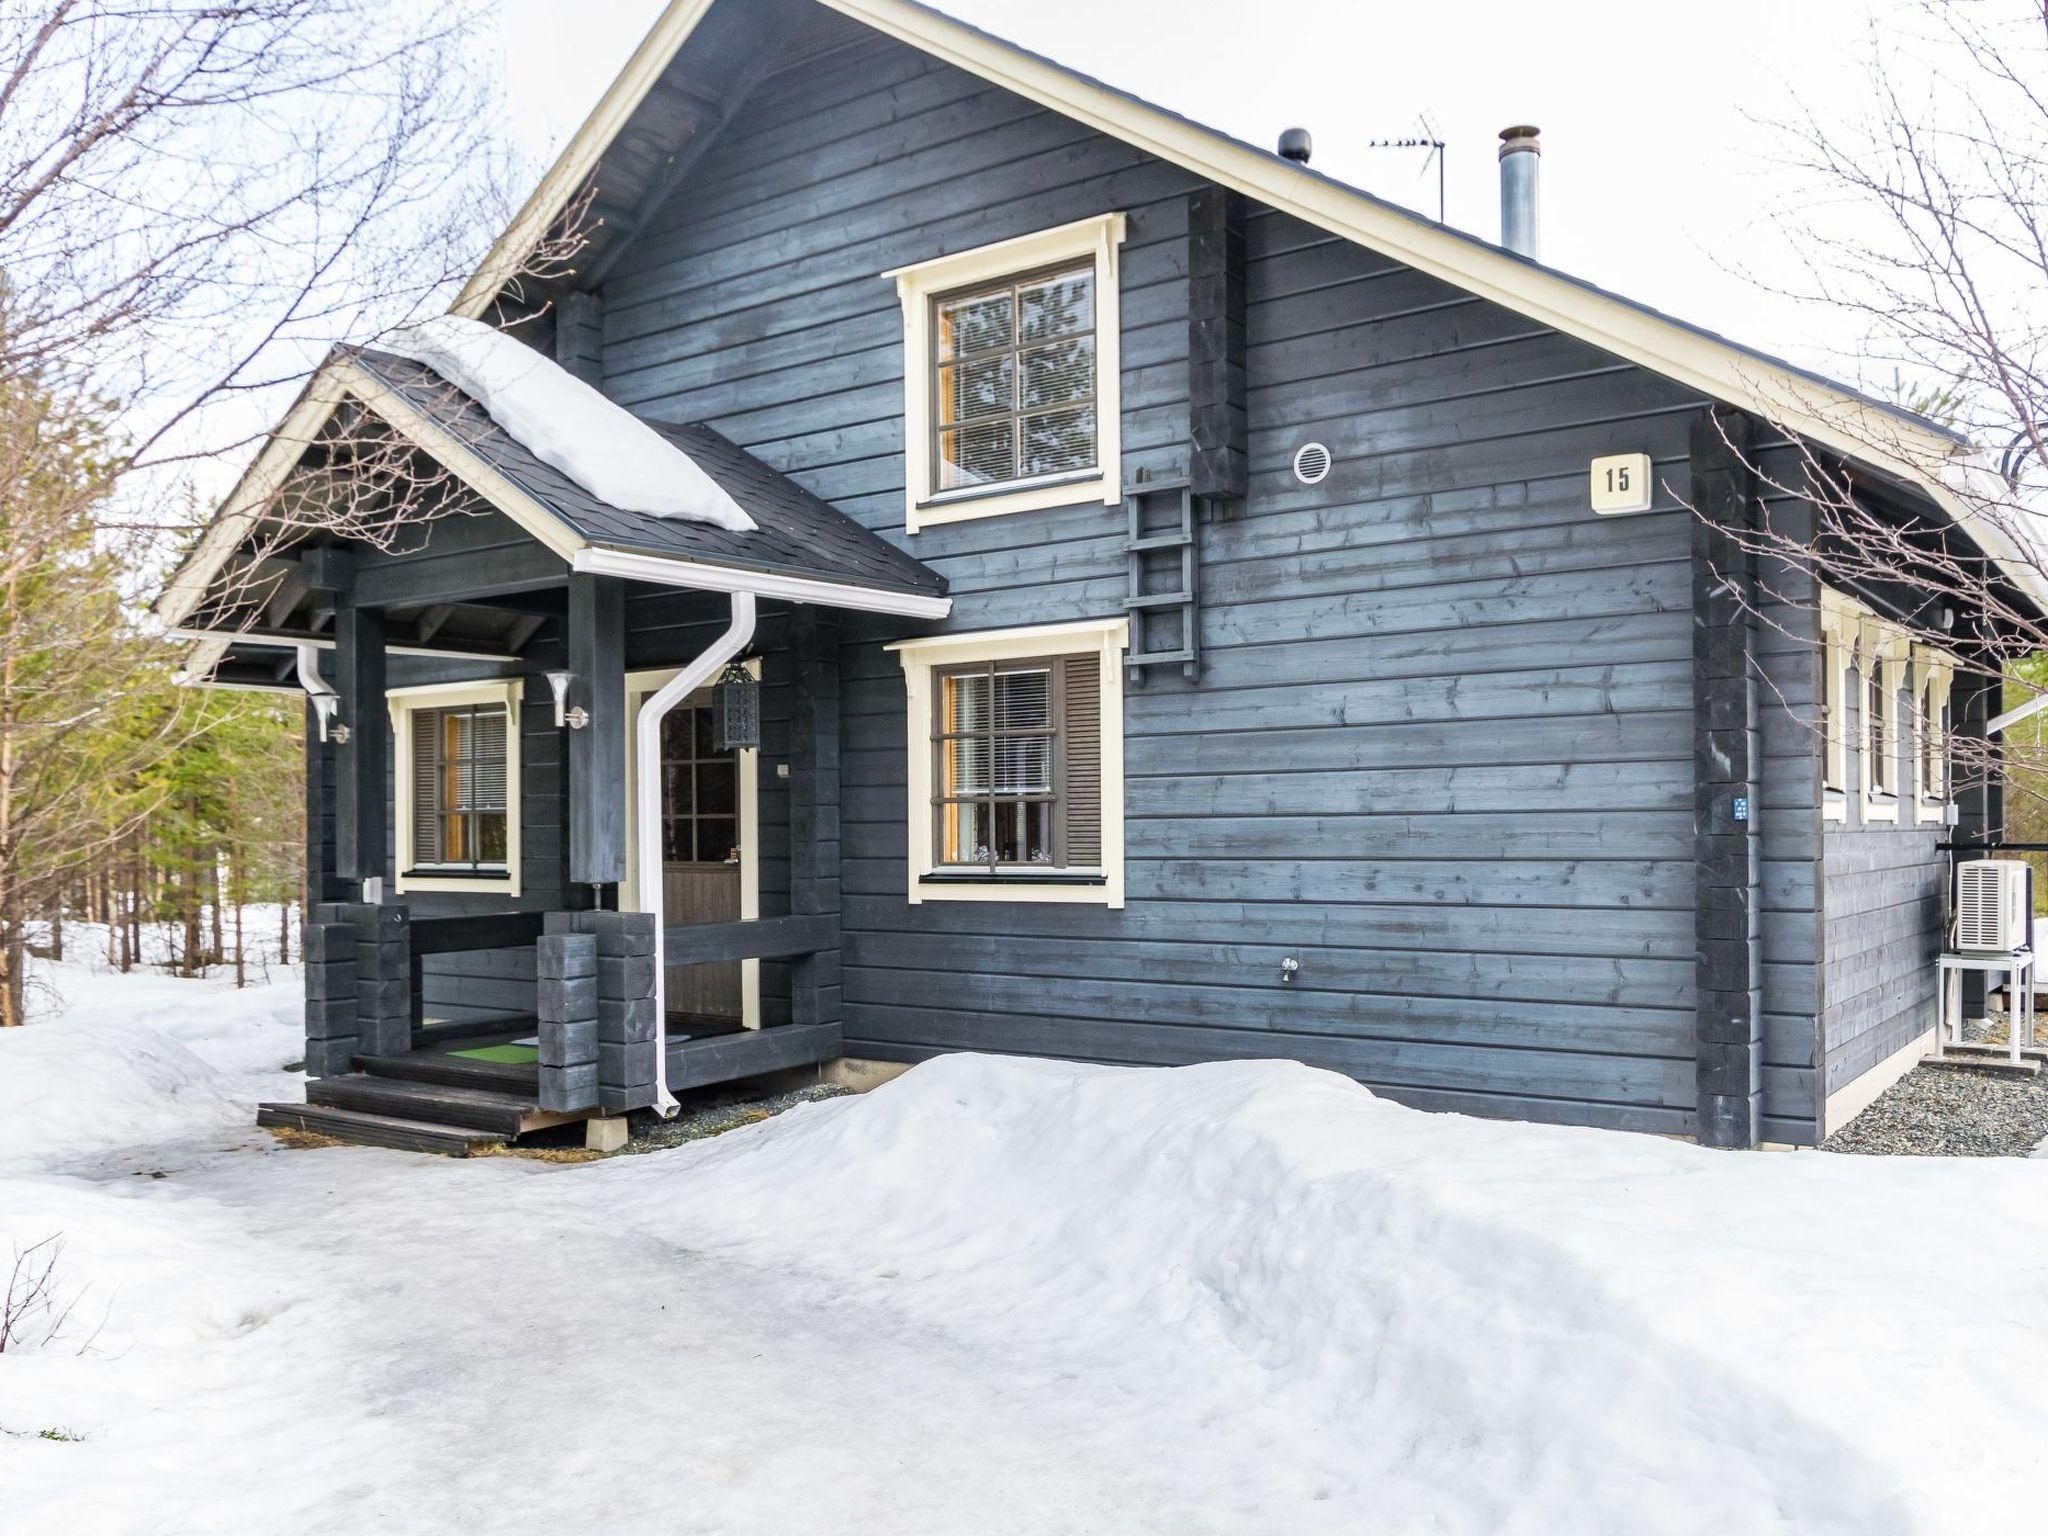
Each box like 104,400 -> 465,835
659,705 -> 742,1023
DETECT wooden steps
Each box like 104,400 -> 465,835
256,1101 -> 507,1156
307,1073 -> 539,1135
356,1051 -> 539,1095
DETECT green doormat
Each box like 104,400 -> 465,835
449,1044 -> 540,1064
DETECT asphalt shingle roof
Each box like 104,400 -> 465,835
348,345 -> 946,600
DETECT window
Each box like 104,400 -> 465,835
659,706 -> 739,864
1866,667 -> 1892,797
933,261 -> 1098,495
891,619 -> 1128,905
414,705 -> 509,868
388,679 -> 522,894
889,212 -> 1127,533
1914,647 -> 1956,822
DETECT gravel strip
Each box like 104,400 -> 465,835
1824,1060 -> 2048,1158
613,1081 -> 851,1155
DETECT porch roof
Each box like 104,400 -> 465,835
346,345 -> 947,605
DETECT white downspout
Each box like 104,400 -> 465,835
293,642 -> 341,740
635,590 -> 756,1116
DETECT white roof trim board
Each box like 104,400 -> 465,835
451,0 -> 2045,611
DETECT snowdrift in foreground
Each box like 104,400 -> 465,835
380,316 -> 756,529
601,1054 -> 2048,1533
0,952 -> 300,1169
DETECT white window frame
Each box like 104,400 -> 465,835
1819,590 -> 1855,822
388,678 -> 523,896
888,618 -> 1128,906
887,212 -> 1127,535
1912,645 -> 1956,824
1859,616 -> 1909,823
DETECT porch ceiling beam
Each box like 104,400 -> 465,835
350,541 -> 568,609
415,603 -> 455,643
502,611 -> 548,653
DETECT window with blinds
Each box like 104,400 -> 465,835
932,654 -> 1101,872
932,259 -> 1097,495
410,704 -> 510,871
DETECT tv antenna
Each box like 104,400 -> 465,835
1364,114 -> 1446,223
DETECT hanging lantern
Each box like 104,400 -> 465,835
712,659 -> 760,752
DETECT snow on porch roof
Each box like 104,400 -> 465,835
343,344 -> 949,610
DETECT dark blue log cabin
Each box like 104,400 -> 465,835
157,0 -> 2042,1152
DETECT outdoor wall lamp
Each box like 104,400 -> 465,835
545,669 -> 589,730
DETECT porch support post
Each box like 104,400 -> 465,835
1690,406 -> 1763,1149
789,607 -> 842,1029
334,604 -> 388,885
567,572 -> 627,887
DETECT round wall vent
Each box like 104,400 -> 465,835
1293,441 -> 1332,485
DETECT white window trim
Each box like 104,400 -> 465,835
387,678 -> 523,896
621,662 -> 762,1029
1819,591 -> 1855,821
887,212 -> 1127,535
1912,644 -> 1957,825
1859,616 -> 1910,823
889,618 -> 1128,906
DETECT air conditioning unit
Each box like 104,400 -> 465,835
1955,860 -> 2032,953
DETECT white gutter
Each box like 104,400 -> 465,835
571,545 -> 951,620
172,625 -> 519,664
637,589 -> 756,1116
1988,692 -> 2048,737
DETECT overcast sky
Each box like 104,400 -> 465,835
498,0 -> 1900,388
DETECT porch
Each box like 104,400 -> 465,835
258,907 -> 846,1153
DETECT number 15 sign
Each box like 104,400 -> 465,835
1589,452 -> 1653,514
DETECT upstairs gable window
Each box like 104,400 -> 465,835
934,262 -> 1098,494
889,213 -> 1126,533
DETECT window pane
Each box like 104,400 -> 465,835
938,355 -> 1013,424
993,669 -> 1050,729
992,736 -> 1052,795
699,819 -> 737,863
477,813 -> 507,865
692,705 -> 715,757
662,814 -> 692,863
662,761 -> 693,817
698,760 -> 736,815
1018,269 -> 1093,340
1021,406 -> 1096,477
944,735 -> 991,795
941,800 -> 991,865
939,419 -> 1015,489
936,288 -> 1014,359
442,813 -> 468,863
994,800 -> 1054,864
660,710 -> 692,759
1019,338 -> 1094,409
942,672 -> 989,733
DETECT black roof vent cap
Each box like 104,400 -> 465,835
1277,127 -> 1312,164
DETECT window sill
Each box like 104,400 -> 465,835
1863,792 -> 1900,824
1822,790 -> 1847,823
395,867 -> 517,896
908,472 -> 1115,533
912,870 -> 1118,906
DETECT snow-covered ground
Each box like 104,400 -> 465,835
4,947 -> 2046,1535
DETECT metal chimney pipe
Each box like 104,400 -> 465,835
1498,125 -> 1541,259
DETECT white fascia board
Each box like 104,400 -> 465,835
170,627 -> 519,664
571,544 -> 952,619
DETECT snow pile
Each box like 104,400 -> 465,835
0,950 -> 301,1169
595,1054 -> 2048,1532
379,315 -> 756,530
